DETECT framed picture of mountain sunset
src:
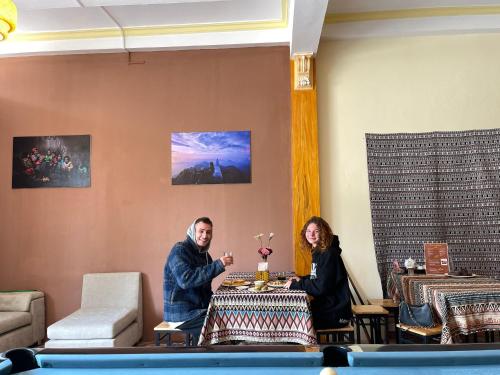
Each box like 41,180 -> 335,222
171,131 -> 251,185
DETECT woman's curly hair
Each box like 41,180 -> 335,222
300,216 -> 334,253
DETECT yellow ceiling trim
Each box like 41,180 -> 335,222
9,0 -> 288,42
325,6 -> 500,24
281,0 -> 288,28
10,28 -> 122,42
125,19 -> 285,37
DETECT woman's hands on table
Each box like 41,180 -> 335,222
284,276 -> 300,289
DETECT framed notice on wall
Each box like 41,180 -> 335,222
424,243 -> 449,274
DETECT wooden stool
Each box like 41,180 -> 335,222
368,298 -> 399,343
316,324 -> 355,344
397,323 -> 442,344
154,321 -> 192,347
352,305 -> 389,344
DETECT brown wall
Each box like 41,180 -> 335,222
0,47 -> 292,341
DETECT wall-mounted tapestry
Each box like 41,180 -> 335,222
12,135 -> 91,189
366,129 -> 500,295
171,131 -> 251,185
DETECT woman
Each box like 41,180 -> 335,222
285,216 -> 352,329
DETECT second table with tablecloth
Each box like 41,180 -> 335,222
392,273 -> 500,343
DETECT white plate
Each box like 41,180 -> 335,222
248,286 -> 275,293
268,280 -> 287,288
235,286 -> 249,290
222,280 -> 251,287
445,273 -> 477,278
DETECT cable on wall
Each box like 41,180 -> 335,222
78,0 -> 145,65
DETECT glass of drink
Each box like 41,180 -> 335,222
224,251 -> 233,264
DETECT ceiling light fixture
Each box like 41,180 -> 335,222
0,0 -> 17,41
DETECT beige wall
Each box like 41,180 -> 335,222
0,47 -> 292,341
317,33 -> 500,299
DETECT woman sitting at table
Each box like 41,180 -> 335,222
285,216 -> 352,329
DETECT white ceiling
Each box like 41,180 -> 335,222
1,0 -> 500,58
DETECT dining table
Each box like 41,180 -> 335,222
391,272 -> 500,344
198,272 -> 317,346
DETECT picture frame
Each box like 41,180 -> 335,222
12,135 -> 91,189
171,131 -> 251,185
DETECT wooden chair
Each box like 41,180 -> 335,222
154,322 -> 192,347
455,331 -> 497,343
316,323 -> 355,345
396,323 -> 442,344
348,274 -> 389,344
484,331 -> 497,343
368,298 -> 400,342
351,305 -> 389,344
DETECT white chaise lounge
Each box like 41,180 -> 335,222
45,272 -> 142,348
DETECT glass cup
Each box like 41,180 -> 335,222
224,251 -> 233,264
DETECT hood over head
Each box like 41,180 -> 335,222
187,220 -> 211,253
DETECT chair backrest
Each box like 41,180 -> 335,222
347,273 -> 367,306
80,272 -> 142,331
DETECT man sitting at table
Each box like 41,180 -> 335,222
163,217 -> 233,345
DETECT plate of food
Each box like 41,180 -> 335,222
248,286 -> 274,293
222,279 -> 251,287
445,273 -> 477,278
235,285 -> 250,290
268,280 -> 287,288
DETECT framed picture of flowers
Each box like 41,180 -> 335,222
171,130 -> 251,185
12,135 -> 91,189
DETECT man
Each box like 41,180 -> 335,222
163,217 -> 233,345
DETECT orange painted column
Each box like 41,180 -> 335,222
290,57 -> 320,276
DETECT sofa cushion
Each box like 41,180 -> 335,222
47,307 -> 137,340
0,312 -> 31,335
44,322 -> 140,348
0,291 -> 44,312
81,273 -> 141,311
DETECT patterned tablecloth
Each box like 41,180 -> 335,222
392,273 -> 500,343
198,272 -> 317,346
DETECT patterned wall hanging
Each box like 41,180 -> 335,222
366,129 -> 500,295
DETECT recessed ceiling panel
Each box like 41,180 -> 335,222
107,0 -> 282,28
81,0 -> 228,6
15,0 -> 82,11
17,8 -> 118,32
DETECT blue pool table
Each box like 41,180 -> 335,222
2,344 -> 500,374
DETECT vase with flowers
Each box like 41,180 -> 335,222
254,232 -> 274,282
